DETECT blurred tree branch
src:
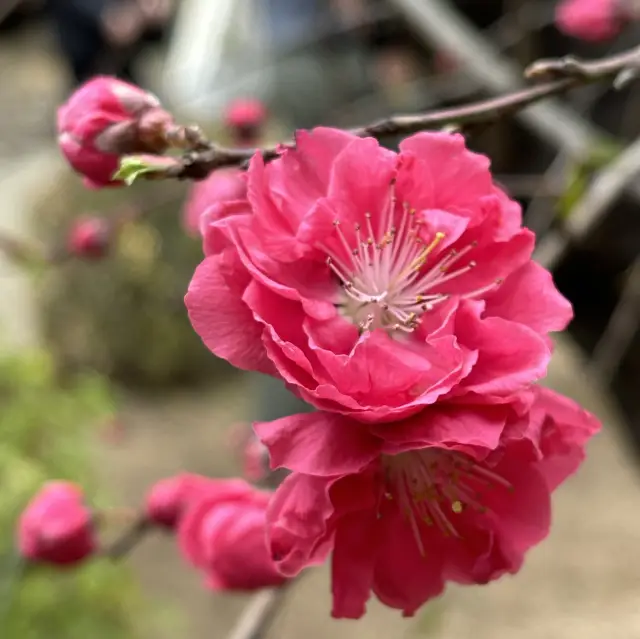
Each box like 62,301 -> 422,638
147,42 -> 640,180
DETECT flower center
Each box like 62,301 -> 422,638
322,185 -> 501,334
383,449 -> 513,555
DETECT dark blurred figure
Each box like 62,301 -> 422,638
47,0 -> 173,87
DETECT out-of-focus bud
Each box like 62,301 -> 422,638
224,99 -> 267,145
57,76 -> 174,189
67,216 -> 111,260
556,0 -> 626,42
17,481 -> 96,566
144,474 -> 213,530
178,478 -> 288,591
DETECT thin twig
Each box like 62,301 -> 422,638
226,587 -> 289,639
161,42 -> 640,180
100,517 -> 152,560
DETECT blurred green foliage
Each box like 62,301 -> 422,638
556,139 -> 623,221
0,347 -> 142,639
32,170 -> 231,388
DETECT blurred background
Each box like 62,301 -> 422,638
1,0 -> 640,637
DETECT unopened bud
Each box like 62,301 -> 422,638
67,217 -> 111,260
17,482 -> 96,566
145,474 -> 213,530
57,76 -> 174,189
224,99 -> 267,145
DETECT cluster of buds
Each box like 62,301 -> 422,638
17,474 -> 289,592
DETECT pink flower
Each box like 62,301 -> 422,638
254,387 -> 600,618
17,481 -> 96,566
225,99 -> 267,131
178,478 -> 288,591
183,170 -> 247,236
57,76 -> 173,189
67,216 -> 111,259
556,0 -> 625,41
145,473 -> 214,529
186,129 -> 572,423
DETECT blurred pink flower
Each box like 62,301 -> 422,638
17,481 -> 96,566
182,170 -> 247,236
178,478 -> 288,591
255,387 -> 600,618
57,76 -> 172,188
145,473 -> 214,529
556,0 -> 625,41
225,98 -> 267,131
67,216 -> 111,259
186,128 -> 572,422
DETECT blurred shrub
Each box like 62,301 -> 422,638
0,346 -> 142,639
31,169 -> 232,388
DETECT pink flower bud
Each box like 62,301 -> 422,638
67,217 -> 111,259
178,478 -> 288,591
17,481 -> 96,566
145,474 -> 214,529
556,0 -> 625,41
57,76 -> 173,189
224,99 -> 267,130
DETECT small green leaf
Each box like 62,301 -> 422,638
113,156 -> 165,186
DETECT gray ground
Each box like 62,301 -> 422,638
1,23 -> 640,639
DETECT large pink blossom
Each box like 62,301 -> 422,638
187,128 -> 571,423
254,387 -> 600,618
556,0 -> 625,41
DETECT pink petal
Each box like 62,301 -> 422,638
454,301 -> 551,395
331,510 -> 380,619
266,474 -> 337,576
186,249 -> 273,374
373,499 -> 446,616
327,137 -> 397,225
484,261 -> 573,334
254,412 -> 381,476
373,403 -> 508,454
398,132 -> 492,216
431,230 -> 535,298
532,387 -> 601,490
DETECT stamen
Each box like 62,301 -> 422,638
323,200 -> 485,334
385,449 -> 512,552
407,231 -> 446,273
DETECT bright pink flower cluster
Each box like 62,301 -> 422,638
556,0 -> 626,41
185,128 -> 600,617
57,77 -> 173,189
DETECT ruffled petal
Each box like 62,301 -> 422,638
254,411 -> 382,476
484,261 -> 573,334
186,249 -> 273,374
